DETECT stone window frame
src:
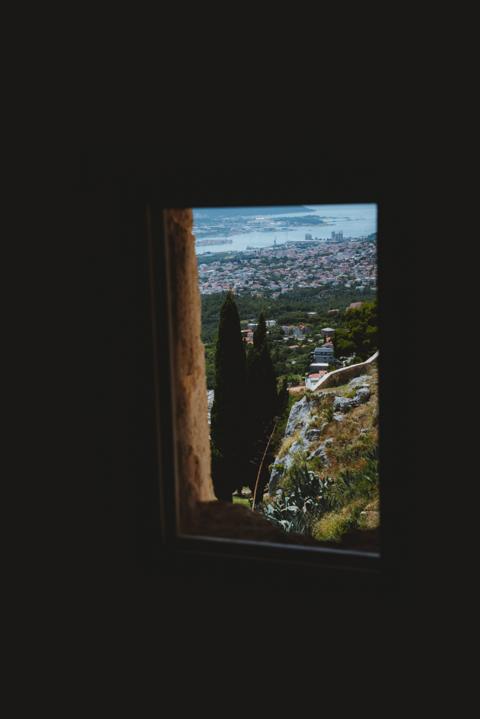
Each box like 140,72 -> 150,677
146,190 -> 383,580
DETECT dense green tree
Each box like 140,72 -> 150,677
277,378 -> 290,415
342,301 -> 378,360
245,313 -> 278,494
334,328 -> 356,358
331,301 -> 377,361
253,313 -> 267,349
200,288 -> 376,344
210,292 -> 248,501
247,314 -> 278,430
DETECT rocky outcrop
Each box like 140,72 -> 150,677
268,364 -> 377,494
333,396 -> 357,413
269,396 -> 329,492
284,395 -> 314,437
356,387 -> 371,402
307,438 -> 334,465
333,380 -> 371,413
348,374 -> 371,389
305,427 -> 325,441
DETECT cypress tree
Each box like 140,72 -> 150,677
210,292 -> 247,501
249,313 -> 277,424
246,312 -> 278,492
277,378 -> 290,416
253,314 -> 267,349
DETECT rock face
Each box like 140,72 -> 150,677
333,386 -> 371,413
307,438 -> 334,465
305,428 -> 324,442
356,387 -> 371,402
269,438 -> 307,492
333,396 -> 357,413
269,394 -> 330,491
268,395 -> 329,492
207,390 -> 214,425
348,374 -> 371,389
268,365 -> 377,495
268,464 -> 284,493
284,395 -> 313,437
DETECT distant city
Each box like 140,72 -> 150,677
197,234 -> 377,296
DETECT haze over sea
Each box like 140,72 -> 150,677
193,204 -> 377,256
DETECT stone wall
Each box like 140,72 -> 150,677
164,209 -> 330,544
312,351 -> 379,391
165,210 -> 215,530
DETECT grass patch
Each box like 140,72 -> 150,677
312,499 -> 366,542
277,430 -> 303,459
233,496 -> 252,508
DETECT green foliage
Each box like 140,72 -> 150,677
204,344 -> 216,389
244,312 -> 278,491
276,378 -> 290,416
233,495 -> 251,508
311,501 -> 366,542
267,393 -> 298,469
210,292 -> 248,500
200,288 -> 376,345
327,451 -> 378,510
336,301 -> 378,361
259,463 -> 333,534
260,441 -> 379,542
202,292 -> 377,388
253,312 -> 267,349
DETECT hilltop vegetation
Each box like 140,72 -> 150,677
201,288 -> 376,343
202,291 -> 377,389
334,301 -> 378,361
259,364 -> 379,548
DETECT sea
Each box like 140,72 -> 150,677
193,204 -> 377,256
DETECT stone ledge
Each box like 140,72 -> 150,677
186,501 -> 378,550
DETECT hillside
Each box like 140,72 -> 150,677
258,362 -> 379,549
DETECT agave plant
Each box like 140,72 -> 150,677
259,462 -> 334,535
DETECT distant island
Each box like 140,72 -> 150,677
194,205 -> 314,220
194,206 -> 325,242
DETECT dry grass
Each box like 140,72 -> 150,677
277,430 -> 303,459
266,364 -> 380,546
311,499 -> 367,542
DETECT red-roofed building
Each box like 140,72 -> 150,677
305,369 -> 328,390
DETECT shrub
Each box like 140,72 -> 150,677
259,461 -> 334,535
311,500 -> 366,542
327,451 -> 378,510
277,433 -> 300,459
325,403 -> 335,422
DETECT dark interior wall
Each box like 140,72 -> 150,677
72,156 -> 415,606
71,178 -> 158,578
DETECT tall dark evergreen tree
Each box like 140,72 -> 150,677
246,312 -> 278,493
277,378 -> 290,416
253,314 -> 267,349
210,292 -> 247,501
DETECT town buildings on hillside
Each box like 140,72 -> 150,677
197,237 -> 377,296
305,328 -> 336,389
